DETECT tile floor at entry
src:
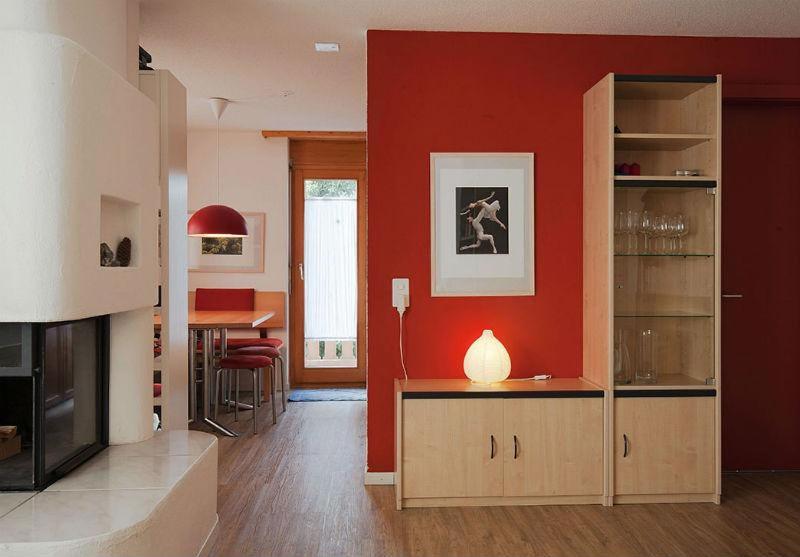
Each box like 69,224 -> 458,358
206,401 -> 800,557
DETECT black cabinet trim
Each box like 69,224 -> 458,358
615,389 -> 716,398
614,179 -> 717,189
403,390 -> 604,400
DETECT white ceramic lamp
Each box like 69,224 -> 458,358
463,330 -> 511,384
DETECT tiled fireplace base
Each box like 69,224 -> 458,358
0,431 -> 217,557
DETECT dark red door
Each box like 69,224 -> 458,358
722,102 -> 800,470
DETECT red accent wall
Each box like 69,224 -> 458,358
366,31 -> 800,473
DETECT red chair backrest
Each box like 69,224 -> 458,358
194,288 -> 255,311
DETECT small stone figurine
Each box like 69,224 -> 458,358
100,243 -> 117,266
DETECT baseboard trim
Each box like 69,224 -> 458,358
364,468 -> 395,485
402,494 -> 603,508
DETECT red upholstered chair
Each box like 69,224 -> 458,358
194,288 -> 255,310
215,354 -> 272,432
229,345 -> 286,417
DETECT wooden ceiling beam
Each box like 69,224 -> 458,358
261,130 -> 366,141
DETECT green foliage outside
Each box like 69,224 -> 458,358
305,179 -> 357,199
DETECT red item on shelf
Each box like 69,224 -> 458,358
630,162 -> 641,176
153,383 -> 162,397
620,163 -> 630,175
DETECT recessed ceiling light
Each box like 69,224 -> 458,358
315,42 -> 339,53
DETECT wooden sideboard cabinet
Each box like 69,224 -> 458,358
395,379 -> 605,509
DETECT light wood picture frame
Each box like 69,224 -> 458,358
430,153 -> 535,296
188,211 -> 265,273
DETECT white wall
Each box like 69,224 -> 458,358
187,131 -> 290,346
0,31 -> 158,323
1,0 -> 139,85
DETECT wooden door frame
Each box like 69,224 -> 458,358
290,160 -> 366,385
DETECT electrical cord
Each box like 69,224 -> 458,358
399,309 -> 408,381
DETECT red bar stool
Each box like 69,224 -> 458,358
214,355 -> 272,432
229,346 -> 286,417
227,338 -> 286,408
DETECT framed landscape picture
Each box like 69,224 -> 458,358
430,153 -> 534,296
188,211 -> 265,273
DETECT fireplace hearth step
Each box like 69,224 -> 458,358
0,430 -> 218,557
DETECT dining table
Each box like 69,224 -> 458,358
154,309 -> 276,437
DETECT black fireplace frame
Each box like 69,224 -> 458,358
0,316 -> 110,491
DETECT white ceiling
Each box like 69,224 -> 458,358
139,0 -> 800,131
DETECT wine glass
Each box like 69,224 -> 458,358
614,211 -> 623,254
667,215 -> 679,254
626,210 -> 640,254
640,210 -> 653,254
675,214 -> 689,253
651,215 -> 664,254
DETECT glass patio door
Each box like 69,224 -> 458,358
291,167 -> 366,384
303,179 -> 357,369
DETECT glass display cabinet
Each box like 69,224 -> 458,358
583,73 -> 721,504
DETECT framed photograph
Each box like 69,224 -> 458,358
430,153 -> 534,296
188,211 -> 265,273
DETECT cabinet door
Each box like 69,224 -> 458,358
615,396 -> 715,495
402,398 -> 503,499
503,398 -> 604,496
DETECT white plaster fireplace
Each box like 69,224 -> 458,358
0,2 -> 216,555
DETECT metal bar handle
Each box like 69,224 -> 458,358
513,435 -> 519,459
490,435 -> 496,459
298,262 -> 304,281
722,294 -> 743,298
623,434 -> 630,458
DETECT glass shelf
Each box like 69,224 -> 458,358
614,253 -> 713,257
614,373 -> 712,390
615,312 -> 713,318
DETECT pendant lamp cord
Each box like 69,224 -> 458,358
216,113 -> 221,203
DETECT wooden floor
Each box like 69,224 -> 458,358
204,401 -> 800,557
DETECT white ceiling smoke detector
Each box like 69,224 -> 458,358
314,42 -> 340,52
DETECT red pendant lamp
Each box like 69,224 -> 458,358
187,98 -> 248,238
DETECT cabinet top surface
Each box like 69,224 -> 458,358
395,377 -> 601,394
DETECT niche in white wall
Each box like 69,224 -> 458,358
100,195 -> 141,267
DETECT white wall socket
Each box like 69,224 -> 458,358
392,278 -> 410,310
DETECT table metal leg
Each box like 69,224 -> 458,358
201,328 -> 238,437
188,329 -> 197,424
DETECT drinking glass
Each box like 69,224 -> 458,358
614,328 -> 632,384
636,329 -> 657,384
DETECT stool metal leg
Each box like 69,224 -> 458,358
270,364 -> 277,425
251,368 -> 258,434
276,356 -> 287,412
257,367 -> 262,407
234,370 -> 240,422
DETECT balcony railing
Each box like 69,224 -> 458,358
304,339 -> 357,368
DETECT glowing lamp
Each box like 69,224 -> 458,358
463,330 -> 511,384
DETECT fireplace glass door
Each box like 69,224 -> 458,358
0,317 -> 108,491
43,320 -> 100,473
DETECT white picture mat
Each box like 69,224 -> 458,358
188,212 -> 265,273
431,153 -> 534,296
